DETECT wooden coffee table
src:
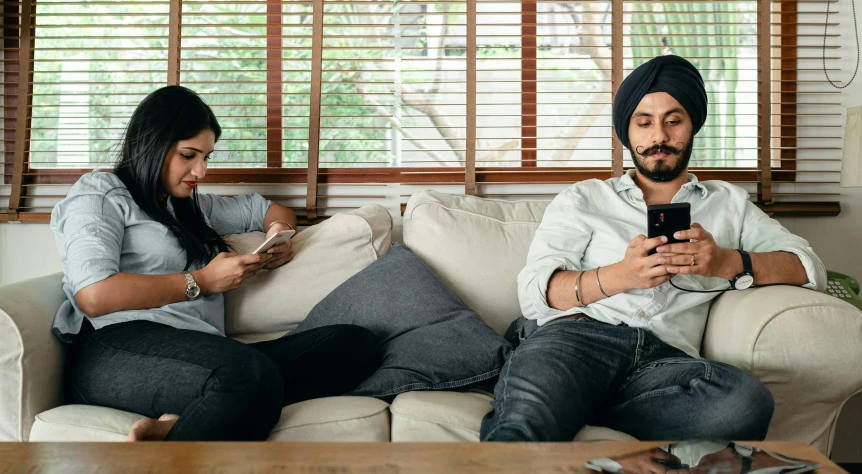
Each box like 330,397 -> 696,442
0,441 -> 846,473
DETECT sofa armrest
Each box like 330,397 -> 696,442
703,286 -> 862,455
0,273 -> 67,441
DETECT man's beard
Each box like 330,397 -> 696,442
632,138 -> 693,183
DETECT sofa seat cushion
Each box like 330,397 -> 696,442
267,396 -> 390,441
389,391 -> 637,442
29,396 -> 390,442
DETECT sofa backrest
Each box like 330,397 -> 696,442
403,190 -> 550,335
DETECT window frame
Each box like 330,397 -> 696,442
2,0 -> 842,222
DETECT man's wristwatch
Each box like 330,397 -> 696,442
730,249 -> 754,290
182,271 -> 201,300
731,443 -> 755,474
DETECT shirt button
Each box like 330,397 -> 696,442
636,310 -> 646,318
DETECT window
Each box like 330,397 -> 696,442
2,0 -> 845,222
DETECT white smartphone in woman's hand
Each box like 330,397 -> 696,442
249,229 -> 295,254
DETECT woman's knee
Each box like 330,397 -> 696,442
208,349 -> 284,414
320,325 -> 381,373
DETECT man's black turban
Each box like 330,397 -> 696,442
612,55 -> 708,152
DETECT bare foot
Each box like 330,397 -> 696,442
127,414 -> 179,442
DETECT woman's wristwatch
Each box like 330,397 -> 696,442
182,271 -> 201,300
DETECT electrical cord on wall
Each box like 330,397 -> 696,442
824,0 -> 860,88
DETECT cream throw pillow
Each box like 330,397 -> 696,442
403,190 -> 549,335
223,205 -> 392,341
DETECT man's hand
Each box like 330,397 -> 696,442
262,222 -> 296,270
654,223 -> 738,279
610,234 -> 674,291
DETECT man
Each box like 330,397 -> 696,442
480,55 -> 826,442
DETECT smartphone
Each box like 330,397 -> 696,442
249,229 -> 295,254
647,203 -> 691,255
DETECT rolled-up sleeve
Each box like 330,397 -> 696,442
740,200 -> 826,291
51,193 -> 125,296
517,188 -> 593,320
197,193 -> 272,236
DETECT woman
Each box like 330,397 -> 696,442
50,86 -> 381,441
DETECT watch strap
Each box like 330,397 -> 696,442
737,249 -> 753,274
182,271 -> 196,289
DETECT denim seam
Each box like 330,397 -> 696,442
88,332 -> 215,379
613,359 -> 714,412
365,368 -> 502,398
88,332 -> 215,398
632,328 -> 645,368
165,389 -> 215,439
608,385 -> 685,412
481,346 -> 517,439
280,331 -> 342,363
71,384 -> 91,405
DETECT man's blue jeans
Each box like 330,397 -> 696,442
480,317 -> 774,441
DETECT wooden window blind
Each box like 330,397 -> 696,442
2,0 -> 845,223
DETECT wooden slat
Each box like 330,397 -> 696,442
465,0 -> 476,196
3,1 -> 19,188
266,0 -> 282,169
521,0 -> 537,168
167,0 -> 180,85
611,0 -> 624,178
757,0 -> 773,204
306,0 -> 324,221
8,0 -> 34,222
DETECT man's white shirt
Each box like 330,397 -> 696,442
518,169 -> 826,357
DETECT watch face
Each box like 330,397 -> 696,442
735,274 -> 754,290
185,285 -> 201,299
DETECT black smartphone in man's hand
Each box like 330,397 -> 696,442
647,203 -> 691,255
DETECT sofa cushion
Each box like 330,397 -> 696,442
403,190 -> 549,335
268,396 -> 390,441
389,391 -> 637,442
224,205 -> 392,341
29,396 -> 390,442
292,244 -> 511,399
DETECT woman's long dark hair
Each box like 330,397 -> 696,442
114,85 -> 228,270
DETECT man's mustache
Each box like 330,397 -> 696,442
636,143 -> 687,157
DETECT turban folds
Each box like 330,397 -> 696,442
612,55 -> 708,151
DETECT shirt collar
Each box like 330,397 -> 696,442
613,169 -> 709,199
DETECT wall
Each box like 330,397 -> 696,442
0,222 -> 63,284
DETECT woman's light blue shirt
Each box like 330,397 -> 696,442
50,170 -> 271,342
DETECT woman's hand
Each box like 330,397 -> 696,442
261,222 -> 296,270
192,252 -> 271,294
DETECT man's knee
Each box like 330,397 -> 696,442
712,368 -> 774,440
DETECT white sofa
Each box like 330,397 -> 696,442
1,190 -> 861,456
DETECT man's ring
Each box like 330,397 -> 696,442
690,255 -> 696,266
